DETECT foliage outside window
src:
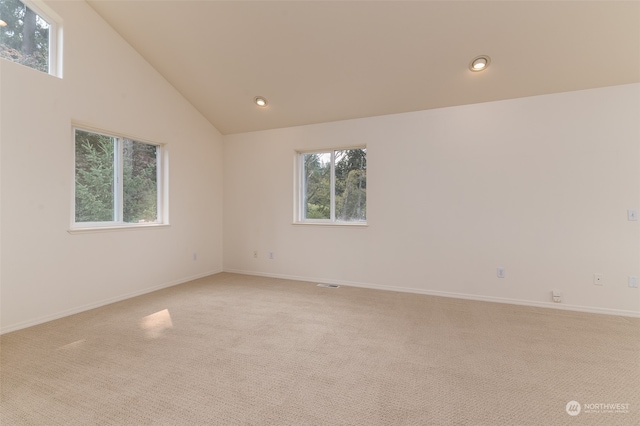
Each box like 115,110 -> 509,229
299,148 -> 366,223
0,0 -> 57,74
74,128 -> 164,228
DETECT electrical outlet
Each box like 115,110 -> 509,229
551,289 -> 562,303
629,276 -> 638,288
497,267 -> 505,278
253,250 -> 258,258
628,209 -> 638,221
593,273 -> 604,286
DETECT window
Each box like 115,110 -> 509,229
74,128 -> 165,229
298,148 -> 366,224
0,0 -> 59,75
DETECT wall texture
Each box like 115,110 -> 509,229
223,84 -> 640,316
0,1 -> 224,333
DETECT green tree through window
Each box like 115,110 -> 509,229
74,128 -> 161,226
75,130 -> 115,222
0,0 -> 51,72
301,148 -> 366,222
335,149 -> 366,221
122,139 -> 158,223
303,152 -> 331,219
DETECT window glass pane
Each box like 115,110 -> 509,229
303,152 -> 331,219
75,130 -> 115,222
0,0 -> 50,73
123,139 -> 158,223
335,148 -> 366,222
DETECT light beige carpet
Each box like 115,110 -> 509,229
1,273 -> 638,425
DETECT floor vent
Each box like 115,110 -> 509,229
316,283 -> 340,288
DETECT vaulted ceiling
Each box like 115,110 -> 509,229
87,0 -> 640,135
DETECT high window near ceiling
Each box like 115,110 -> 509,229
0,0 -> 60,76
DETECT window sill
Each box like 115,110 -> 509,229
292,222 -> 368,228
68,223 -> 170,234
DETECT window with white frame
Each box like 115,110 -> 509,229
298,148 -> 366,223
0,0 -> 60,75
74,128 -> 165,228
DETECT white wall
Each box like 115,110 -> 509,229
223,84 -> 640,316
0,0 -> 223,333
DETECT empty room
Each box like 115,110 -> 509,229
1,0 -> 639,425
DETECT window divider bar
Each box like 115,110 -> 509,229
299,153 -> 303,220
330,150 -> 336,222
156,145 -> 162,224
115,137 -> 124,222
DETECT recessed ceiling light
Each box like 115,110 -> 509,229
469,55 -> 491,72
254,96 -> 268,107
0,19 -> 7,27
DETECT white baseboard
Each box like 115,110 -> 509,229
4,268 -> 636,335
223,269 -> 640,318
0,270 -> 223,335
